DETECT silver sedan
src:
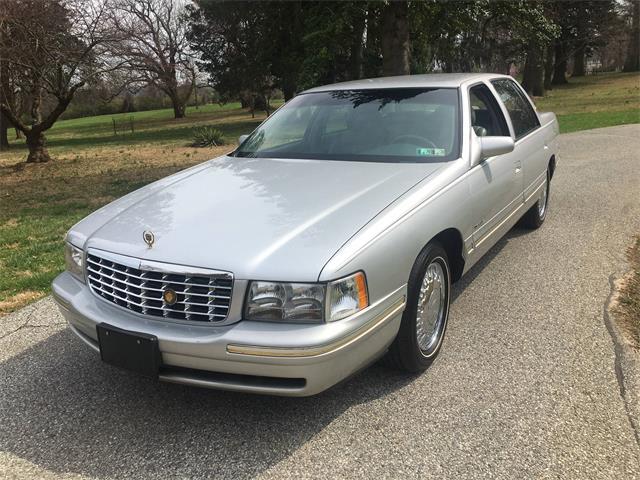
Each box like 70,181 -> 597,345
52,73 -> 559,396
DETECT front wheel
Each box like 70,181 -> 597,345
521,169 -> 550,229
385,242 -> 451,372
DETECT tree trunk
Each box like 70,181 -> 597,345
573,44 -> 586,77
169,90 -> 186,119
552,40 -> 568,85
544,44 -> 554,90
624,0 -> 640,72
25,129 -> 51,163
363,6 -> 381,78
282,79 -> 296,102
349,10 -> 366,80
172,101 -> 186,119
0,112 -> 9,150
381,2 -> 410,76
522,46 -> 544,97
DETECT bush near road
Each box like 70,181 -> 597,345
0,73 -> 639,315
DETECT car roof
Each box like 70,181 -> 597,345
301,73 -> 511,93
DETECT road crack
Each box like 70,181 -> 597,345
0,303 -> 66,341
604,271 -> 640,448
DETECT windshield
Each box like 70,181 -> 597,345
234,88 -> 461,162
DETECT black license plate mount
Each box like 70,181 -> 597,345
97,323 -> 161,378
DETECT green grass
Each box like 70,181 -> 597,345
6,102 -> 269,151
0,102 -> 274,314
534,72 -> 640,132
54,102 -> 238,131
0,73 -> 638,315
555,109 -> 640,133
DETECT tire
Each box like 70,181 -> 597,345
385,242 -> 451,372
520,168 -> 550,229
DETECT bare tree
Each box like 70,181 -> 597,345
0,0 -> 116,163
109,0 -> 195,119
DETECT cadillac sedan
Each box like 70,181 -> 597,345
52,73 -> 559,396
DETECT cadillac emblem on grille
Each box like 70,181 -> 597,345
143,230 -> 155,247
163,288 -> 178,305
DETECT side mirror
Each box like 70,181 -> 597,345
480,136 -> 514,160
238,134 -> 249,146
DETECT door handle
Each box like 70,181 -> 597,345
514,159 -> 522,174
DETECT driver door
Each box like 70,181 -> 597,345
467,82 -> 524,257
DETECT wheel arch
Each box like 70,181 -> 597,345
429,228 -> 465,283
549,155 -> 556,179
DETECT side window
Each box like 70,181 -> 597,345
491,79 -> 540,139
469,84 -> 510,137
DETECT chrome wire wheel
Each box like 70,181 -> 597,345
416,258 -> 448,355
538,177 -> 549,219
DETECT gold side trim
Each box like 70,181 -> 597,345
226,298 -> 406,358
468,178 -> 546,256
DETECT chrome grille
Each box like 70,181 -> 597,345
86,252 -> 233,323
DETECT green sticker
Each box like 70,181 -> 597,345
416,148 -> 446,157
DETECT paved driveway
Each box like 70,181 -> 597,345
1,124 -> 639,479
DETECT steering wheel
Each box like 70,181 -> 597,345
391,134 -> 437,149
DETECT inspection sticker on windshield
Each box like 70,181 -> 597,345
416,147 -> 445,157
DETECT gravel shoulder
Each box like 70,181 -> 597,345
1,124 -> 639,479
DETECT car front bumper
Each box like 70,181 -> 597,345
52,272 -> 406,396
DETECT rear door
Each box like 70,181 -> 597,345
490,78 -> 547,204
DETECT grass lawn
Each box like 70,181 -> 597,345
0,103 -> 272,314
534,72 -> 640,133
0,72 -> 639,315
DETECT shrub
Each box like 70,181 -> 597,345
191,126 -> 225,147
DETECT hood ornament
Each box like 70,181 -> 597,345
143,230 -> 155,248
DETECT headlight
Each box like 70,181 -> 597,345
64,242 -> 84,281
245,281 -> 325,323
327,272 -> 368,322
245,272 -> 368,323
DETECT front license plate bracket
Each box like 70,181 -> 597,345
97,323 -> 161,378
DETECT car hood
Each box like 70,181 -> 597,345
81,156 -> 445,281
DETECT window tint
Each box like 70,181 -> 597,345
469,84 -> 510,137
235,88 -> 461,163
491,79 -> 540,139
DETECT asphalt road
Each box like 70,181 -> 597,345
1,124 -> 639,479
